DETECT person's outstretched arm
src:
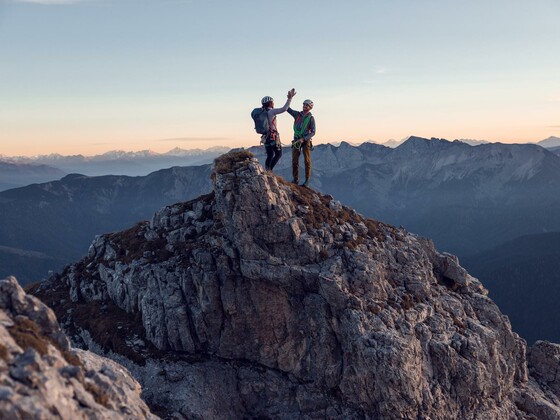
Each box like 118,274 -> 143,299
287,107 -> 298,118
269,89 -> 296,116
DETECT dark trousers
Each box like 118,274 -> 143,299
265,144 -> 282,171
292,141 -> 311,182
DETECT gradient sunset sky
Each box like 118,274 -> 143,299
1,0 -> 559,156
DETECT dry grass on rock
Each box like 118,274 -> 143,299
84,381 -> 112,408
282,180 -> 391,249
0,343 -> 9,362
27,278 -> 156,365
7,315 -> 82,366
9,317 -> 52,356
213,150 -> 254,176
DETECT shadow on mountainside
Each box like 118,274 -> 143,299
463,232 -> 560,345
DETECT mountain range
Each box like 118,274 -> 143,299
2,137 -> 558,191
0,146 -> 228,191
3,136 -> 560,344
378,135 -> 558,148
0,160 -> 66,192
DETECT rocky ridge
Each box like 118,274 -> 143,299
0,276 -> 157,419
31,150 -> 560,418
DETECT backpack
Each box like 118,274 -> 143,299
251,107 -> 269,135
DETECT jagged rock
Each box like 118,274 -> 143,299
527,341 -> 560,398
0,276 -> 157,419
30,150 -> 560,418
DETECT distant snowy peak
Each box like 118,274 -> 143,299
164,146 -> 230,157
396,136 -> 453,151
325,141 -> 364,147
3,153 -> 79,163
0,146 -> 232,181
326,139 -> 401,148
538,136 -> 560,148
98,150 -> 158,160
381,137 -> 408,148
164,147 -> 192,156
455,138 -> 490,146
4,146 -> 231,162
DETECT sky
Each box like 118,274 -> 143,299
0,0 -> 559,156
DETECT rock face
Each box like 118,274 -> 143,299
0,276 -> 157,419
31,151 -> 560,418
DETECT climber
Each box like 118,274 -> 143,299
288,99 -> 316,187
254,89 -> 296,172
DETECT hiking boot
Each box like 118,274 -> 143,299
301,179 -> 310,187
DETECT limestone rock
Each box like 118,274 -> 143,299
527,341 -> 560,399
0,276 -> 157,419
31,150 -> 560,418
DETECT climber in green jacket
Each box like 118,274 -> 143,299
288,99 -> 316,187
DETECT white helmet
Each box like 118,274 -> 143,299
303,99 -> 314,108
261,96 -> 274,105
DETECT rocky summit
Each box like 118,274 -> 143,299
0,276 -> 156,419
30,150 -> 560,419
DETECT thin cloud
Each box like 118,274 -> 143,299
156,137 -> 229,142
548,126 -> 560,130
363,67 -> 389,84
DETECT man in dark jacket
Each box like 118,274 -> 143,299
288,99 -> 316,187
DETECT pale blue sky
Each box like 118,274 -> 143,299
1,0 -> 559,156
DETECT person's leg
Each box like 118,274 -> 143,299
291,146 -> 300,183
270,146 -> 283,170
303,141 -> 312,185
265,145 -> 274,170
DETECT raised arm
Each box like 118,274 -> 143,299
287,107 -> 298,118
268,88 -> 296,117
